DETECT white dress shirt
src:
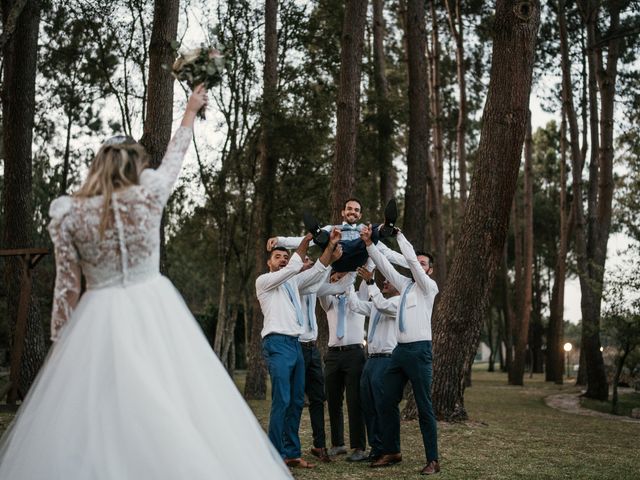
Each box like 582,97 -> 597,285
348,284 -> 399,354
319,278 -> 366,347
276,222 -> 409,268
366,233 -> 439,344
256,253 -> 329,338
298,271 -> 358,343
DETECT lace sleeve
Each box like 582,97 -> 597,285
48,197 -> 82,341
140,126 -> 193,205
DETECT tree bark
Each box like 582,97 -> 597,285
444,0 -> 468,216
546,105 -> 571,384
372,0 -> 395,208
425,0 -> 447,285
139,0 -> 179,274
402,0 -> 430,251
244,0 -> 279,400
509,117 -> 534,385
431,0 -> 540,420
502,244 -> 514,372
1,0 -> 47,393
329,0 -> 367,221
574,0 -> 623,400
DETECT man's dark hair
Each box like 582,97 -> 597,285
343,197 -> 363,211
415,251 -> 435,267
268,246 -> 289,258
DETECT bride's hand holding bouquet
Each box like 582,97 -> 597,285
171,46 -> 224,119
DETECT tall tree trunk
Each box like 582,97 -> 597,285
574,0 -> 623,400
530,256 -> 544,373
372,0 -> 395,208
401,0 -> 435,415
329,0 -> 367,221
509,118 -> 534,385
244,0 -> 279,400
402,0 -> 429,251
431,0 -> 540,420
444,0 -> 468,216
502,244 -> 514,372
139,0 -> 179,274
60,111 -> 74,195
546,106 -> 571,384
1,0 -> 46,393
425,0 -> 447,285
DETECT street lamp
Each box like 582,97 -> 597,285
563,342 -> 573,378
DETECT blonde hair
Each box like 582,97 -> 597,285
75,137 -> 150,236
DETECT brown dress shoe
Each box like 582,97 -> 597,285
310,447 -> 332,463
370,453 -> 402,468
421,460 -> 441,475
284,457 -> 316,469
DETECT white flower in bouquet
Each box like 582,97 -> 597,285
169,45 -> 225,118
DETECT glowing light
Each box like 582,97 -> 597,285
563,343 -> 572,352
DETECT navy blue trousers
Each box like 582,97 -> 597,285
380,341 -> 438,462
330,225 -> 381,272
360,356 -> 395,456
262,334 -> 305,459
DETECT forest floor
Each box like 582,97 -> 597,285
1,368 -> 638,478
241,368 -> 640,480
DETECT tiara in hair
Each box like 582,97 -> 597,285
103,135 -> 137,146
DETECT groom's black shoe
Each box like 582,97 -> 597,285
303,211 -> 329,248
379,198 -> 398,238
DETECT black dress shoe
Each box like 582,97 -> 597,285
379,199 -> 398,238
303,211 -> 329,248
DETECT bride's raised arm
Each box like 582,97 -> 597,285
140,85 -> 208,206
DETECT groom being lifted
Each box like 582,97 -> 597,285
267,198 -> 407,272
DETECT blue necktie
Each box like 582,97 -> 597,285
398,283 -> 415,333
283,282 -> 304,326
368,310 -> 382,341
306,295 -> 316,333
336,295 -> 347,339
341,224 -> 357,231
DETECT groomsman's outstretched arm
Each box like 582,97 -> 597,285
361,224 -> 411,294
295,229 -> 342,292
396,232 -> 439,297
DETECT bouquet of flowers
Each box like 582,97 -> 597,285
170,45 -> 225,119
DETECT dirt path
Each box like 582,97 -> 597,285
544,392 -> 640,424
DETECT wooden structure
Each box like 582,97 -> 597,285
0,248 -> 49,407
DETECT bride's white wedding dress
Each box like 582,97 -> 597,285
0,127 -> 291,479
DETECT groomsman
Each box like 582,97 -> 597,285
318,271 -> 368,462
361,225 -> 441,476
297,257 -> 356,462
256,230 -> 341,468
267,198 -> 409,272
347,267 -> 400,463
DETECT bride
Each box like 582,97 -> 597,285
0,85 -> 291,479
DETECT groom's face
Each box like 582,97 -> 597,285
341,200 -> 362,225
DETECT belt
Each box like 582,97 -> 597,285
328,344 -> 363,352
300,341 -> 316,349
368,353 -> 392,358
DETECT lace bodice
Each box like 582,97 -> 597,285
47,126 -> 192,340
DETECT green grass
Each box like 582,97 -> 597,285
581,391 -> 640,418
2,370 -> 638,479
243,370 -> 640,480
